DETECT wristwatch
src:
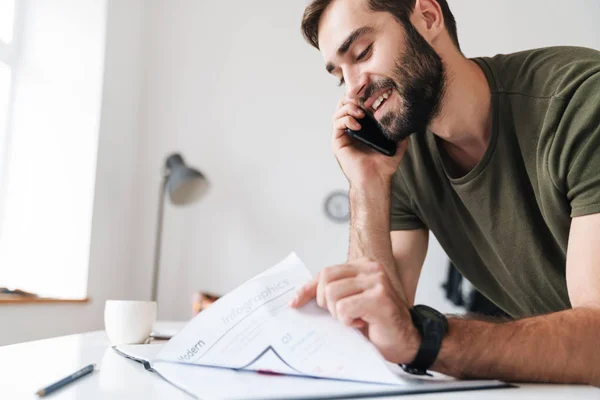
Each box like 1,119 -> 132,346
401,304 -> 449,375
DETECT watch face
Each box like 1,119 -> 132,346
414,305 -> 449,332
415,305 -> 442,319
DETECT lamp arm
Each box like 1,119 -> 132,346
151,176 -> 168,303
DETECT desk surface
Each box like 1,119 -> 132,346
0,322 -> 597,399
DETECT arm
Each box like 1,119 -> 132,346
347,179 -> 428,305
433,213 -> 600,386
291,213 -> 600,386
331,95 -> 427,305
296,72 -> 600,384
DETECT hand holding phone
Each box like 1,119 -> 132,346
332,98 -> 407,186
346,111 -> 397,157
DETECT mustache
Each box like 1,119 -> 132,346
359,78 -> 396,107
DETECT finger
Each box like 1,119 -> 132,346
289,277 -> 318,308
333,103 -> 365,122
335,278 -> 390,326
332,106 -> 364,139
332,124 -> 356,149
323,277 -> 366,318
356,321 -> 368,337
333,115 -> 361,132
332,129 -> 354,151
335,292 -> 369,327
327,270 -> 385,318
351,319 -> 366,330
340,96 -> 359,107
291,262 -> 366,309
355,261 -> 407,306
316,264 -> 361,309
331,106 -> 366,149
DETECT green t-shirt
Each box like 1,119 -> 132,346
390,46 -> 600,318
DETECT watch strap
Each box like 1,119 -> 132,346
402,306 -> 447,375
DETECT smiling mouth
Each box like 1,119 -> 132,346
371,88 -> 393,113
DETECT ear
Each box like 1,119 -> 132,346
410,0 -> 444,44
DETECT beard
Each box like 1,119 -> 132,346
361,23 -> 446,142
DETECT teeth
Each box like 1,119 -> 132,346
373,97 -> 383,111
372,89 -> 392,111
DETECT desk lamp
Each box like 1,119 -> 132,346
151,153 -> 209,302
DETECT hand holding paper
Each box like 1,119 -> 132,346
289,257 -> 420,365
155,253 -> 403,384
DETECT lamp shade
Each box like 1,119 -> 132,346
164,153 -> 209,205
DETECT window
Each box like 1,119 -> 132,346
0,0 -> 15,44
0,0 -> 106,299
0,0 -> 16,243
0,62 -> 10,157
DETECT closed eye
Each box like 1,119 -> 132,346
356,43 -> 373,61
336,43 -> 373,87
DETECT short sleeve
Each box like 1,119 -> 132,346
551,72 -> 600,217
390,170 -> 426,231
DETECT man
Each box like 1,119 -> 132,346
290,0 -> 600,385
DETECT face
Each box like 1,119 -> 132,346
319,0 -> 445,141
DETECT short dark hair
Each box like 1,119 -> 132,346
301,0 -> 460,51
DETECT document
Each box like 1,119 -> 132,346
155,252 -> 402,384
115,253 -> 511,399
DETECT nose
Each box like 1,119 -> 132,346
344,67 -> 367,103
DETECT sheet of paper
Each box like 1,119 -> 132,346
156,253 -> 403,384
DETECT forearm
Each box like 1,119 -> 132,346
433,307 -> 600,386
347,178 -> 404,296
348,179 -> 392,260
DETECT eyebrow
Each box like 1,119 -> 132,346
325,26 -> 374,74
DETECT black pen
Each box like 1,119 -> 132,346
35,364 -> 96,397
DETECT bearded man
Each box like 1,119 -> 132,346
291,0 -> 600,385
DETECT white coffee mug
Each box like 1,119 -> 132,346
104,300 -> 157,345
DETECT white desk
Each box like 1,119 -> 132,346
0,322 -> 597,399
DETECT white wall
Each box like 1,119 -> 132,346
133,0 -> 600,321
449,0 -> 600,57
0,0 -> 147,346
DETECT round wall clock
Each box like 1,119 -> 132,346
324,191 -> 350,223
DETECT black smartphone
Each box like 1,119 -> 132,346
346,112 -> 397,157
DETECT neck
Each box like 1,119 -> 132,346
429,52 -> 492,173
